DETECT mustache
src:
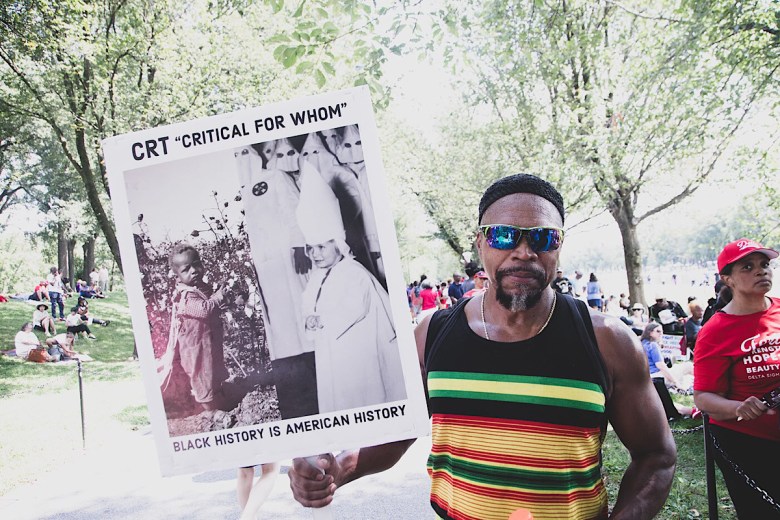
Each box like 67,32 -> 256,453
495,266 -> 546,281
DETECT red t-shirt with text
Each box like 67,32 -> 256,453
694,297 -> 780,441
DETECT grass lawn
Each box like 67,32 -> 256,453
603,416 -> 738,519
0,291 -> 150,495
0,291 -> 740,517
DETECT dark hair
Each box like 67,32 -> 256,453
720,264 -> 733,276
20,322 -> 33,331
478,174 -> 565,224
640,322 -> 662,341
464,261 -> 479,278
589,273 -> 597,282
169,242 -> 200,270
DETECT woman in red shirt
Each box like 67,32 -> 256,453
694,239 -> 780,519
417,281 -> 440,321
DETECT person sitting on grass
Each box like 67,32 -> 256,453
76,296 -> 110,327
641,322 -> 697,419
45,332 -> 77,361
29,281 -> 49,301
76,279 -> 105,299
32,303 -> 57,337
66,307 -> 96,339
14,322 -> 52,362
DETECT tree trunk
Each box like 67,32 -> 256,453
72,128 -> 123,274
82,235 -> 96,280
57,224 -> 68,273
67,239 -> 76,285
612,204 -> 647,308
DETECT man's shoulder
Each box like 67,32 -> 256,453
588,309 -> 645,370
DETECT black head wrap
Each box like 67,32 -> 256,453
478,174 -> 565,225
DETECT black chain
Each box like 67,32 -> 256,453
671,424 -> 703,435
708,429 -> 780,512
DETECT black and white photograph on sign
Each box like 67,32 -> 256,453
124,124 -> 406,438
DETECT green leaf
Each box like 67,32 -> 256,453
323,21 -> 338,35
266,34 -> 291,43
282,48 -> 298,68
322,61 -> 336,75
314,68 -> 326,88
295,60 -> 314,73
273,44 -> 289,61
293,0 -> 306,17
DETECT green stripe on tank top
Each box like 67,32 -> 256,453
428,371 -> 605,413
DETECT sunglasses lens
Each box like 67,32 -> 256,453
482,226 -> 562,252
528,228 -> 562,252
485,225 -> 520,250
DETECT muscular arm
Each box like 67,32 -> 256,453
289,313 -> 433,507
591,312 -> 677,519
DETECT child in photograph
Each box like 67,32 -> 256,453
158,243 -> 230,416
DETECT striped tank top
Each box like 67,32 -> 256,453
425,296 -> 609,520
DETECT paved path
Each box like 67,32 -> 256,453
0,427 -> 432,519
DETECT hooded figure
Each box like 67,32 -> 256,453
236,143 -> 318,419
333,125 -> 384,286
300,132 -> 378,284
335,124 -> 364,165
296,165 -> 405,413
270,137 -> 301,178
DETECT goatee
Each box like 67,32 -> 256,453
494,266 -> 546,311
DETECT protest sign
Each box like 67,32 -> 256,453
103,87 -> 429,476
660,334 -> 686,362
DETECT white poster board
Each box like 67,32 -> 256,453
103,87 -> 429,476
660,334 -> 685,362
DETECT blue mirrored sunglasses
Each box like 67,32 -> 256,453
479,225 -> 564,252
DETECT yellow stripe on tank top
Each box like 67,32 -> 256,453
428,377 -> 605,408
430,476 -> 607,520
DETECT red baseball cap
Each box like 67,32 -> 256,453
475,271 -> 489,279
717,239 -> 778,273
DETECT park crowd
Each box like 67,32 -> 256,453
288,175 -> 779,520
6,265 -> 112,363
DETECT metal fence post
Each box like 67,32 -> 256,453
703,414 -> 719,520
77,358 -> 85,449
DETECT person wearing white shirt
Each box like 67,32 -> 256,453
32,303 -> 57,336
15,323 -> 51,362
66,308 -> 95,339
46,267 -> 65,320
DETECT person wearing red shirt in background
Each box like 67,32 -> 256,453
437,282 -> 450,309
30,281 -> 49,301
417,281 -> 440,321
694,239 -> 780,519
463,271 -> 489,298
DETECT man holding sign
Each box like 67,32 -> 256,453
289,174 -> 676,519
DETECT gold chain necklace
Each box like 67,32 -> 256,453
481,291 -> 557,341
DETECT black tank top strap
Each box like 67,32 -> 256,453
424,296 -> 471,373
559,294 -> 612,400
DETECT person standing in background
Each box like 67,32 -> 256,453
694,239 -> 780,519
586,272 -> 602,311
46,267 -> 65,321
448,273 -> 464,302
98,266 -> 110,293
